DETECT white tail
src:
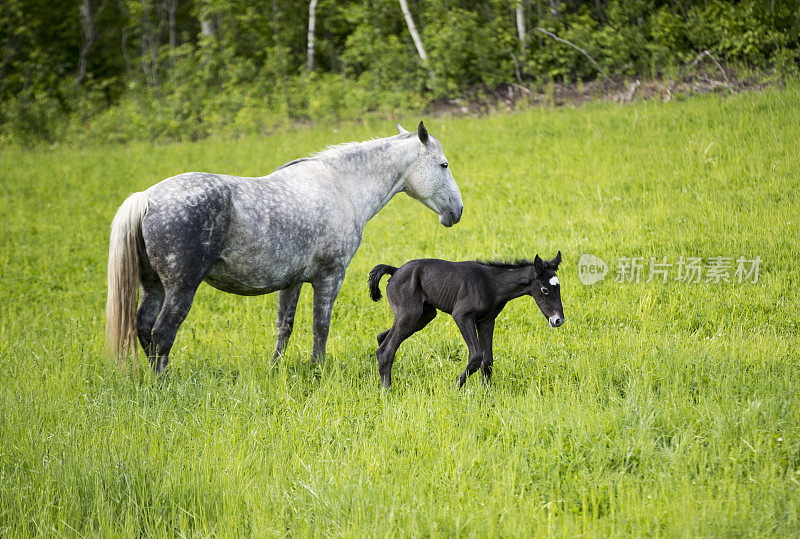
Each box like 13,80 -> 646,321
105,191 -> 149,363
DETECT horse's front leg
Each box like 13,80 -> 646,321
273,283 -> 303,360
310,269 -> 346,364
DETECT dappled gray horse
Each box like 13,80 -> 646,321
106,122 -> 463,371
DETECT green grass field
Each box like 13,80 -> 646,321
1,85 -> 799,536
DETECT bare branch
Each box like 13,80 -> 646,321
398,0 -> 434,80
532,27 -> 607,78
690,49 -> 733,93
510,52 -> 523,84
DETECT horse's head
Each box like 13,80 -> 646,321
398,122 -> 463,227
530,251 -> 565,328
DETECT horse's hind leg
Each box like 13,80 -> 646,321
273,283 -> 303,360
136,258 -> 165,357
149,284 -> 199,372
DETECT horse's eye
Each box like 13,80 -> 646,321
440,162 -> 448,169
541,287 -> 549,295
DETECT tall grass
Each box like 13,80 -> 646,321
1,84 -> 799,535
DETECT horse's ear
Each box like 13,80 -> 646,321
533,254 -> 544,274
417,121 -> 429,146
397,122 -> 409,135
550,251 -> 562,270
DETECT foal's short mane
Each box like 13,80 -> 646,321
274,133 -> 418,172
477,259 -> 535,269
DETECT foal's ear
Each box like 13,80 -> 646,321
397,122 -> 410,135
417,121 -> 429,146
533,254 -> 544,274
550,251 -> 562,270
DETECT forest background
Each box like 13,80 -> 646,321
2,0 -> 800,145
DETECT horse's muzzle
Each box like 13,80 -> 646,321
548,314 -> 565,328
439,205 -> 463,227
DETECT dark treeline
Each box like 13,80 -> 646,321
2,0 -> 799,144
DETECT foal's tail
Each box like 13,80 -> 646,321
105,191 -> 149,363
369,264 -> 398,301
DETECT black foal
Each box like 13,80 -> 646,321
369,252 -> 564,389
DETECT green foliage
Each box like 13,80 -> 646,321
2,85 -> 800,534
1,0 -> 800,145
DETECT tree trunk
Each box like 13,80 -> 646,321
272,0 -> 290,111
168,0 -> 177,49
77,0 -> 107,86
199,0 -> 215,37
307,0 -> 318,71
515,1 -> 526,53
140,0 -> 159,88
536,0 -> 542,52
398,0 -> 434,79
0,2 -> 19,92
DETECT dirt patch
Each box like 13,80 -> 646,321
427,66 -> 771,116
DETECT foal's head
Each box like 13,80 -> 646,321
530,251 -> 565,328
397,121 -> 463,227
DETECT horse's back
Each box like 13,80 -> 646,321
140,170 -> 357,294
141,172 -> 236,285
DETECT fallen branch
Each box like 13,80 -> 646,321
510,52 -> 523,84
690,49 -> 734,93
531,27 -> 607,78
512,83 -> 533,96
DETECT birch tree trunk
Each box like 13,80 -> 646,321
307,0 -> 318,71
199,0 -> 215,37
398,0 -> 434,80
515,1 -> 526,53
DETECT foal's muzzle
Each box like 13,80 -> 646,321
548,314 -> 565,328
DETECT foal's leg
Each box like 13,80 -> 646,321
477,318 -> 495,387
310,270 -> 345,364
452,313 -> 483,388
376,306 -> 423,389
148,284 -> 199,373
273,283 -> 303,359
376,330 -> 389,346
377,303 -> 435,346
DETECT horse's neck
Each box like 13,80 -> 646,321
494,267 -> 534,302
331,137 -> 419,226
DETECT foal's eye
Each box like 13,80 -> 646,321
541,287 -> 549,295
440,162 -> 448,169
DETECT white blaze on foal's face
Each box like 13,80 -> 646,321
549,276 -> 559,286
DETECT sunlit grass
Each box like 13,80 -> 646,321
1,84 -> 799,535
